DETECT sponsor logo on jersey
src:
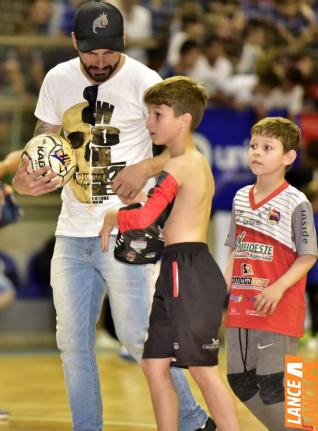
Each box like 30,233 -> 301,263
241,263 -> 253,275
247,295 -> 256,302
228,307 -> 240,315
231,276 -> 270,289
241,217 -> 261,226
268,208 -> 281,224
235,231 -> 274,261
301,209 -> 311,244
230,294 -> 244,302
246,309 -> 264,317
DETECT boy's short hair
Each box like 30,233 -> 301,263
251,116 -> 301,153
143,76 -> 208,131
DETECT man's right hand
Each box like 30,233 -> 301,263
12,158 -> 60,196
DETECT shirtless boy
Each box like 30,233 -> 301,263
100,76 -> 241,431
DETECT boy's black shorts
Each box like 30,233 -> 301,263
143,242 -> 227,367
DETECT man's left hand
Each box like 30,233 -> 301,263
112,161 -> 149,199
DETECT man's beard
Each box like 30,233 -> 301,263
80,55 -> 121,83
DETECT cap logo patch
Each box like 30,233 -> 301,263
93,13 -> 108,34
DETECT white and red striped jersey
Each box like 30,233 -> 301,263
225,181 -> 317,337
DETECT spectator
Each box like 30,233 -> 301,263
220,65 -> 281,118
269,0 -> 316,50
160,38 -> 200,78
167,6 -> 205,66
236,18 -> 266,74
141,0 -> 176,40
0,151 -> 22,423
191,33 -> 233,98
110,0 -> 153,64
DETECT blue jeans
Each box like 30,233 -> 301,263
51,236 -> 207,431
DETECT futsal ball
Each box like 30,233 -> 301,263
22,133 -> 77,187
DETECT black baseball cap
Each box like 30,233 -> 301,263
73,1 -> 124,53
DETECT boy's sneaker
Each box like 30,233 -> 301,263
196,417 -> 216,430
0,410 -> 9,420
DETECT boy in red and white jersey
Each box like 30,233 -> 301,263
224,116 -> 318,431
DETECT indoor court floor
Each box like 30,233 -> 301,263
0,345 -> 316,431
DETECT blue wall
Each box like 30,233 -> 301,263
195,107 -> 256,211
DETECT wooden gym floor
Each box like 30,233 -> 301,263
0,345 -> 316,431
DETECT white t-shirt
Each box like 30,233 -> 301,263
190,55 -> 233,96
35,55 -> 161,237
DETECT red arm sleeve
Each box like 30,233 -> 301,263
118,171 -> 178,233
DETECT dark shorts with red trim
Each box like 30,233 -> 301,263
143,242 -> 227,367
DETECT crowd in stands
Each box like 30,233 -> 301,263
0,0 -> 318,116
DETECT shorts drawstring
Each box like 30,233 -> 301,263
238,328 -> 249,376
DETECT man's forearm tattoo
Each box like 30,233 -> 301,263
34,121 -> 51,136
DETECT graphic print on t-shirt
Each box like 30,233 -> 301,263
63,99 -> 126,204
